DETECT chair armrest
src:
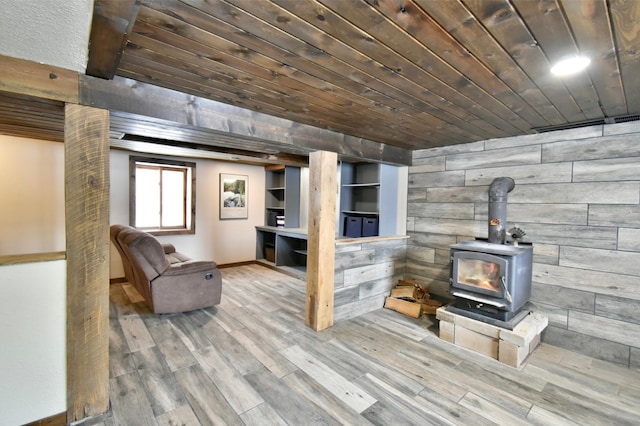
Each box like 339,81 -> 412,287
161,260 -> 218,276
161,243 -> 176,254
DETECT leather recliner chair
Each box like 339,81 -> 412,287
110,225 -> 222,314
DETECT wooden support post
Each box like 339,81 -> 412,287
65,104 -> 110,422
306,151 -> 337,331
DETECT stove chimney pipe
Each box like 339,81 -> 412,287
488,177 -> 515,244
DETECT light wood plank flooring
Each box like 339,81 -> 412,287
88,264 -> 639,425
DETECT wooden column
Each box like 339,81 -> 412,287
306,151 -> 337,331
65,104 -> 110,422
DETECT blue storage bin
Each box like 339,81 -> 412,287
362,217 -> 378,237
344,216 -> 363,237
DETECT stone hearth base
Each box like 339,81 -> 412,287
436,306 -> 548,368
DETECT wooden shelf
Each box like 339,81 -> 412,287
265,166 -> 300,228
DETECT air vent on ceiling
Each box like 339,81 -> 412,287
534,113 -> 640,133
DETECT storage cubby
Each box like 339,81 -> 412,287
339,161 -> 400,237
265,165 -> 301,228
256,227 -> 307,279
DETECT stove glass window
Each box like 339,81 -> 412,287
456,258 -> 500,291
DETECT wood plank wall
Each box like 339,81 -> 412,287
334,237 -> 408,322
407,121 -> 640,369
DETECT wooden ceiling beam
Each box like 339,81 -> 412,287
86,0 -> 141,79
79,74 -> 412,165
0,54 -> 78,103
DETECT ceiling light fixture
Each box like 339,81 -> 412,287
550,56 -> 591,76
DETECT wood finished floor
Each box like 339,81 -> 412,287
93,264 -> 640,425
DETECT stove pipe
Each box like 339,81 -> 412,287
488,177 -> 515,244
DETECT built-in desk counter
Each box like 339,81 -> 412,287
256,227 -> 409,321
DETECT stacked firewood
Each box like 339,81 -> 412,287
384,278 -> 442,318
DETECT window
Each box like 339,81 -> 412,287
130,156 -> 196,235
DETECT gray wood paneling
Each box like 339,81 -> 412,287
413,140 -> 484,159
569,311 -> 640,347
406,246 -> 436,264
560,246 -> 640,276
527,301 -> 569,329
474,203 -> 589,225
619,227 -> 640,251
530,282 -> 595,313
508,182 -> 640,204
465,162 -> 573,186
542,326 -> 631,366
413,217 -> 487,238
446,145 -> 541,170
408,202 -> 475,219
333,249 -> 375,271
408,156 -> 445,173
573,157 -> 640,182
519,223 -> 617,249
426,186 -> 489,203
408,125 -> 640,367
405,261 -> 450,283
408,170 -> 465,188
532,243 -> 559,265
603,121 -> 640,136
542,135 -> 640,162
595,294 -> 640,325
406,232 -> 458,249
343,260 -> 396,285
407,189 -> 427,202
588,204 -> 640,227
533,263 -> 640,301
484,126 -> 603,150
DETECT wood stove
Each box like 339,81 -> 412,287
449,240 -> 532,328
448,177 -> 533,329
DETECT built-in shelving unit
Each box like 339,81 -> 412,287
256,226 -> 307,279
265,165 -> 301,228
339,162 -> 399,237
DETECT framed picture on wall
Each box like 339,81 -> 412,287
220,173 -> 248,219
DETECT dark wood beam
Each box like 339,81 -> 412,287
86,0 -> 141,79
80,74 -> 413,165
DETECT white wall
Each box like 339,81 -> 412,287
0,260 -> 67,425
0,0 -> 93,73
110,149 -> 266,277
0,135 -> 67,424
0,136 -> 65,255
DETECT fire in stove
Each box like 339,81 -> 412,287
448,177 -> 533,329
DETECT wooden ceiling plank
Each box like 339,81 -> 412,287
140,0 -> 478,147
319,0 -> 535,134
86,0 -> 141,79
512,0 -> 606,120
609,0 -> 640,113
461,0 -> 590,123
266,0 -> 511,140
134,6 -> 447,142
558,0 -> 627,118
119,50 -> 426,148
125,18 -> 431,144
179,0 -> 498,143
415,0 -> 567,126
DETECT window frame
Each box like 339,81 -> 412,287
129,155 -> 196,235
